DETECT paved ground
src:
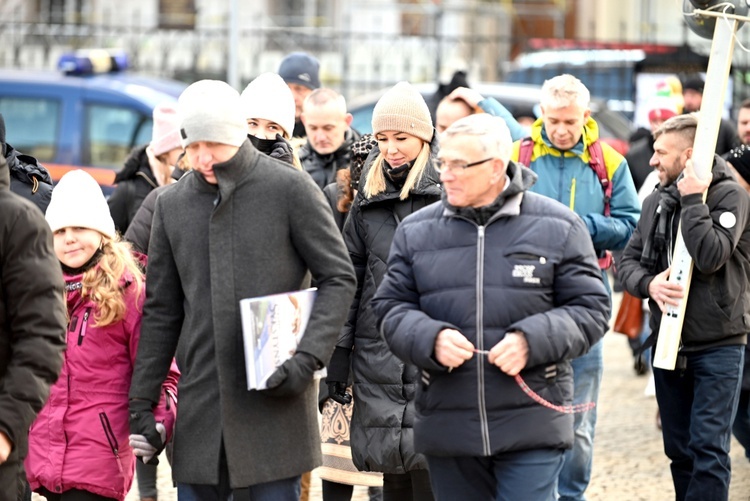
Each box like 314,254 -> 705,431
34,293 -> 750,500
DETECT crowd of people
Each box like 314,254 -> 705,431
1,51 -> 749,501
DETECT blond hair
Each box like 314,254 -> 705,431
363,140 -> 431,200
80,235 -> 144,327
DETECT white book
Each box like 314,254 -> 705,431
240,288 -> 325,390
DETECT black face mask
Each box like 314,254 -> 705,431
248,134 -> 277,155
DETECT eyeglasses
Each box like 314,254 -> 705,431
434,157 -> 494,174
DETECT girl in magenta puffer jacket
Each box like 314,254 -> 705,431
25,169 -> 179,501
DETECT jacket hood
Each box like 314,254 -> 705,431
709,154 -> 735,185
5,143 -> 53,185
114,144 -> 157,184
530,115 -> 600,157
357,132 -> 441,206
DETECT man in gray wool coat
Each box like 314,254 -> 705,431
128,79 -> 356,500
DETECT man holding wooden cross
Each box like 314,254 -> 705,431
619,112 -> 750,500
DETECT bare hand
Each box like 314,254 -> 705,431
448,87 -> 485,108
677,158 -> 710,197
488,331 -> 529,376
435,329 -> 474,371
0,431 -> 12,464
647,267 -> 685,312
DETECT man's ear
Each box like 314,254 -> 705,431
345,113 -> 353,127
583,108 -> 592,121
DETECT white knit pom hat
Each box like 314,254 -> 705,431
45,169 -> 116,239
240,72 -> 296,139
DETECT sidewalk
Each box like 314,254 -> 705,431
116,316 -> 750,500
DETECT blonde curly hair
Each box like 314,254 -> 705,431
79,235 -> 144,327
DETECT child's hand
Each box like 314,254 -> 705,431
129,423 -> 166,464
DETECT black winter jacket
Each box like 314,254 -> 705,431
371,162 -> 610,458
619,156 -> 750,350
5,143 -> 53,214
0,154 -> 66,495
108,145 -> 159,234
336,151 -> 441,474
299,128 -> 361,189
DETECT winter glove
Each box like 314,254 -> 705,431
128,399 -> 165,465
269,133 -> 294,165
325,346 -> 352,405
129,423 -> 166,464
263,352 -> 320,397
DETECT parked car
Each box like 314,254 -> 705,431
0,51 -> 187,193
348,82 -> 634,155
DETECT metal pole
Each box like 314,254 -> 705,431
652,16 -> 739,370
227,0 -> 239,90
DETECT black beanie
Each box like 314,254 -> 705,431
682,75 -> 705,94
728,144 -> 750,184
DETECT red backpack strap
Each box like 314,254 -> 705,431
518,137 -> 534,168
587,140 -> 611,217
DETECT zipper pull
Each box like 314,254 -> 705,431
77,309 -> 90,346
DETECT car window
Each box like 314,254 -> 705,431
0,97 -> 60,162
84,104 -> 148,168
350,104 -> 375,136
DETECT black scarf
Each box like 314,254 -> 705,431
383,161 -> 411,189
61,248 -> 103,276
640,182 -> 681,272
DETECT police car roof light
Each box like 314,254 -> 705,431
57,49 -> 130,75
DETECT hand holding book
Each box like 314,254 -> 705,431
263,352 -> 320,397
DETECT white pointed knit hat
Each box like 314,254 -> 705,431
45,169 -> 116,239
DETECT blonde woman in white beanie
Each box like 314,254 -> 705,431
25,170 -> 180,501
325,81 -> 441,501
240,72 -> 302,170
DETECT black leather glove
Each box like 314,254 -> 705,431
263,352 -> 319,397
325,346 -> 352,405
269,133 -> 294,165
128,399 -> 164,465
327,381 -> 352,405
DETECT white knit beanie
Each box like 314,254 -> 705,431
240,73 -> 296,139
177,80 -> 247,148
45,170 -> 116,239
371,81 -> 434,143
150,102 -> 182,156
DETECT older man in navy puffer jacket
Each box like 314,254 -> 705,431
372,113 -> 610,500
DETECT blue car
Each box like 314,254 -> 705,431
0,54 -> 186,193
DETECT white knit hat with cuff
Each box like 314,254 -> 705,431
178,80 -> 247,148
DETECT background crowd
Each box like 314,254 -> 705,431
1,49 -> 749,501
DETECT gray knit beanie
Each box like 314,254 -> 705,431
178,80 -> 247,148
371,81 -> 433,142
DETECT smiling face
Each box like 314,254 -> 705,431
53,227 -> 103,268
650,132 -> 690,186
540,103 -> 590,151
374,130 -> 423,168
185,141 -> 240,184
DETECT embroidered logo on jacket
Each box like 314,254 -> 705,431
512,265 -> 540,284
